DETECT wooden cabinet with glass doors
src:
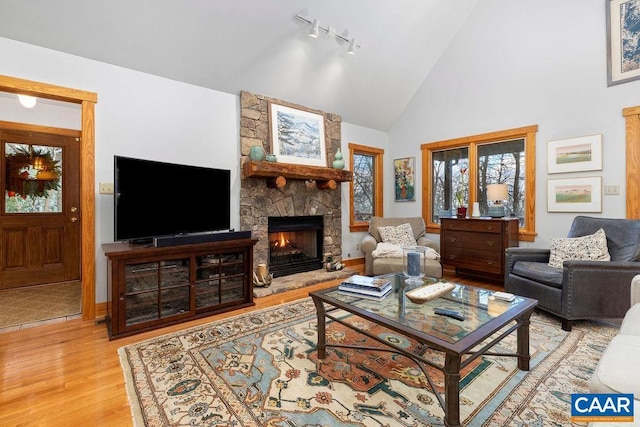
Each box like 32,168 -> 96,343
103,238 -> 257,339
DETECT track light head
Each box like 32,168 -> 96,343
308,19 -> 320,38
348,39 -> 357,54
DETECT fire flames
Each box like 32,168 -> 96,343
273,232 -> 290,248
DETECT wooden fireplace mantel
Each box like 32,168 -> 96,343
242,160 -> 353,190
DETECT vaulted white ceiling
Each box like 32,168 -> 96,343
0,0 -> 479,131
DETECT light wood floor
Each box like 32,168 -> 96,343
0,270 -> 500,426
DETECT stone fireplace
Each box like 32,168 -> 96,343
239,91 -> 345,276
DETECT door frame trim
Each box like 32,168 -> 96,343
0,75 -> 97,320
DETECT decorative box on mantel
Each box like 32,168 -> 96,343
242,160 -> 352,190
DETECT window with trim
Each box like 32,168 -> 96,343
349,143 -> 384,232
421,125 -> 537,241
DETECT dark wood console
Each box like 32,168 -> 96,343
440,217 -> 519,284
103,238 -> 258,339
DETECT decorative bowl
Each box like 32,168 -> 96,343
405,282 -> 456,304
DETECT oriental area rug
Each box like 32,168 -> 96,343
118,298 -> 618,426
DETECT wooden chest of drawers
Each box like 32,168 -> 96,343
440,217 -> 519,283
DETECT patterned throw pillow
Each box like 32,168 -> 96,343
377,223 -> 417,246
548,228 -> 611,269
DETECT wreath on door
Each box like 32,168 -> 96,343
5,146 -> 61,198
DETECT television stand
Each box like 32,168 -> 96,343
103,237 -> 258,339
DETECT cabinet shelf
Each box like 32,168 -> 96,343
242,160 -> 353,189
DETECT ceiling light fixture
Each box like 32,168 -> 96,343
347,39 -> 357,54
308,19 -> 320,38
17,94 -> 37,108
296,15 -> 362,54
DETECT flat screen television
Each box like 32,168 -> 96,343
114,156 -> 231,243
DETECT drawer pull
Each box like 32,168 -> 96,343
486,226 -> 495,231
486,260 -> 495,265
450,237 -> 457,243
486,241 -> 495,246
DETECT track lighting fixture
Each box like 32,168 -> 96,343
295,15 -> 362,54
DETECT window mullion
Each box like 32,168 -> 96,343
468,143 -> 478,208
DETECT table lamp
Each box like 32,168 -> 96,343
487,184 -> 508,218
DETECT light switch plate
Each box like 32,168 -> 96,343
604,185 -> 620,195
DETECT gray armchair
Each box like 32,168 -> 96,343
505,216 -> 640,331
361,216 -> 442,278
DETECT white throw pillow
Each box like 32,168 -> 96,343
548,228 -> 611,269
377,223 -> 417,246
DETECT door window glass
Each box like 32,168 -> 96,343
4,142 -> 63,213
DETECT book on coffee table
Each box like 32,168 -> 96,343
338,286 -> 392,300
340,275 -> 392,291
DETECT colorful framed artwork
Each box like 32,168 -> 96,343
394,157 -> 415,202
547,176 -> 602,212
607,0 -> 640,86
268,101 -> 327,167
547,134 -> 603,174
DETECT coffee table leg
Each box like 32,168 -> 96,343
311,296 -> 327,359
444,353 -> 461,427
517,310 -> 533,371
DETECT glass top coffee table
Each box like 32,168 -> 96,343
309,273 -> 538,427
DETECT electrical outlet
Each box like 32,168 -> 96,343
99,182 -> 114,194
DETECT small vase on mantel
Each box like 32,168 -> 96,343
332,148 -> 345,169
249,145 -> 266,161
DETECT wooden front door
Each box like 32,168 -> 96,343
0,127 -> 81,289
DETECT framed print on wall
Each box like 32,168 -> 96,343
547,134 -> 603,173
607,0 -> 640,86
547,176 -> 602,212
394,157 -> 415,201
268,101 -> 327,167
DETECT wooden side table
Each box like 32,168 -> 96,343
440,217 -> 519,284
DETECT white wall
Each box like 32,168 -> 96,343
388,0 -> 639,248
340,122 -> 389,260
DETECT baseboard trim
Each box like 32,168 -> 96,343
343,257 -> 364,267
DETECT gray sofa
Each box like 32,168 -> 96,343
588,275 -> 640,425
505,216 -> 640,331
360,216 -> 442,278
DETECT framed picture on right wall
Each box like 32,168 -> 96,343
547,176 -> 602,212
547,134 -> 602,174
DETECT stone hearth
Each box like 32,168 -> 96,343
252,268 -> 357,298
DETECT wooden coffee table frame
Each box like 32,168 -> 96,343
310,284 -> 537,427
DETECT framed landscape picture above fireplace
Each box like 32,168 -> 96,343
268,101 -> 327,167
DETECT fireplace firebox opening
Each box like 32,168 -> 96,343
268,216 -> 323,277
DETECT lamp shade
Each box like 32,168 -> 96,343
487,184 -> 508,201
